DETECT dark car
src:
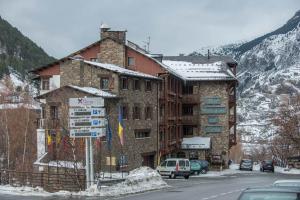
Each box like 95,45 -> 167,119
260,160 -> 274,172
239,159 -> 253,171
190,160 -> 209,174
237,187 -> 300,200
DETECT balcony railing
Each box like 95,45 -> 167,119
47,119 -> 60,129
182,115 -> 198,125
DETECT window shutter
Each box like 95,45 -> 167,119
109,77 -> 114,89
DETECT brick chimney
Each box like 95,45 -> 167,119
100,24 -> 126,44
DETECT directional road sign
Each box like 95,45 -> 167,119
69,117 -> 106,128
69,107 -> 105,118
70,128 -> 106,138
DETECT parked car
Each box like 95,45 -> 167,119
273,180 -> 300,188
260,160 -> 274,172
239,159 -> 253,171
156,158 -> 190,179
190,160 -> 209,174
237,187 -> 300,200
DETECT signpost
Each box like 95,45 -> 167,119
68,97 -> 106,189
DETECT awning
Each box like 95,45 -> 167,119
181,137 -> 211,150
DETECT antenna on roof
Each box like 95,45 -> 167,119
208,49 -> 210,60
143,36 -> 151,53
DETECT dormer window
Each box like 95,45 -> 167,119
41,78 -> 50,90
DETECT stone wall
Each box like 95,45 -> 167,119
198,81 -> 230,164
98,39 -> 125,67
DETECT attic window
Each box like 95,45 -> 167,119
128,57 -> 135,66
41,78 -> 50,90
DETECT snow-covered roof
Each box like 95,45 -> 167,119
162,60 -> 237,81
84,60 -> 160,80
181,137 -> 211,149
36,85 -> 117,99
68,85 -> 117,98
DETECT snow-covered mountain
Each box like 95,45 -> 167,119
193,10 -> 300,143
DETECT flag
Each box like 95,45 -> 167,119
47,131 -> 52,146
106,117 -> 112,150
118,106 -> 124,146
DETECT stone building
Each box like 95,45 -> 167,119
31,25 -> 237,170
35,58 -> 160,171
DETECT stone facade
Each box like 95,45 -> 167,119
98,39 -> 126,67
41,59 -> 159,171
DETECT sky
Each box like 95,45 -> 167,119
0,0 -> 299,58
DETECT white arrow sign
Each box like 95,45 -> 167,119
69,108 -> 105,117
69,117 -> 106,128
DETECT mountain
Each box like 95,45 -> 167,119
0,15 -> 55,76
192,10 -> 300,143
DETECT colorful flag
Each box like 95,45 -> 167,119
106,117 -> 112,150
47,132 -> 52,146
118,106 -> 124,146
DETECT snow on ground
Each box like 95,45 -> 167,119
0,167 -> 168,197
275,166 -> 300,174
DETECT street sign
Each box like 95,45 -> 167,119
69,107 -> 105,117
69,117 -> 106,128
70,128 -> 106,138
69,97 -> 104,107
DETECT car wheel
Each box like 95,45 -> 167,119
170,172 -> 176,179
196,171 -> 200,175
184,175 -> 189,179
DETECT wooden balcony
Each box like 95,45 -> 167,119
182,115 -> 198,125
182,94 -> 199,104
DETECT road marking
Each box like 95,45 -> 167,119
200,189 -> 244,200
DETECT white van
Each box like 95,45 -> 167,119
156,158 -> 190,179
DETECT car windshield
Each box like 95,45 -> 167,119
265,160 -> 273,164
239,192 -> 298,200
242,160 -> 252,163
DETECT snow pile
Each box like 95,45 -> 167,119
85,166 -> 168,197
275,166 -> 300,174
0,167 -> 168,197
0,185 -> 51,197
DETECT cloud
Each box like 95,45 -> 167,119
0,0 -> 299,58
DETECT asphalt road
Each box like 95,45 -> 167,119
0,171 -> 300,200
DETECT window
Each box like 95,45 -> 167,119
133,105 -> 141,119
41,78 -> 50,90
182,104 -> 193,115
121,77 -> 128,90
205,126 -> 223,133
133,79 -> 140,90
179,160 -> 185,167
128,57 -> 135,66
145,80 -> 152,91
183,85 -> 193,94
160,161 -> 167,167
41,107 -> 46,119
185,161 -> 189,167
159,105 -> 165,117
167,161 -> 176,167
183,125 -> 194,136
121,105 -> 129,120
145,106 -> 152,120
135,129 -> 150,139
100,77 -> 109,90
208,116 -> 219,124
50,106 -> 58,119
